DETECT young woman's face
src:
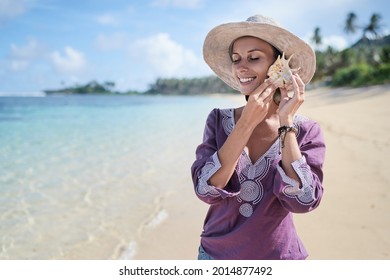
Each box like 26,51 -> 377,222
230,36 -> 275,95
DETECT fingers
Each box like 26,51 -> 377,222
261,86 -> 275,103
248,82 -> 275,104
281,74 -> 305,102
277,74 -> 306,115
292,74 -> 305,97
251,80 -> 273,97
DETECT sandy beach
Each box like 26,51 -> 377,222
134,84 -> 390,260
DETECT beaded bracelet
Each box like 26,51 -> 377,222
278,125 -> 298,148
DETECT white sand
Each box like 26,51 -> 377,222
134,85 -> 390,260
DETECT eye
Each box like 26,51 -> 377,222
249,56 -> 260,61
231,55 -> 240,64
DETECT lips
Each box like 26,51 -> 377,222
239,77 -> 255,83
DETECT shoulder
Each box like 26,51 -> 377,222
204,108 -> 235,136
294,114 -> 320,129
205,108 -> 234,126
294,115 -> 324,139
206,108 -> 234,118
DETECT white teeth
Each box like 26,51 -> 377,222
239,77 -> 254,83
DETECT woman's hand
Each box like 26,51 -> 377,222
278,74 -> 305,125
240,81 -> 276,129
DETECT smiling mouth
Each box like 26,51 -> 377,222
239,77 -> 255,83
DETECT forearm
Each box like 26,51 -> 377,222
274,121 -> 326,213
280,131 -> 302,184
209,119 -> 254,189
279,113 -> 303,184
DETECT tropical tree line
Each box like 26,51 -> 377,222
44,76 -> 236,95
46,12 -> 389,95
44,80 -> 117,94
145,76 -> 237,95
310,12 -> 389,87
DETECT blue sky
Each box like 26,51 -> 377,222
1,0 -> 389,94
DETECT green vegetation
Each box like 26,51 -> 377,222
145,76 -> 237,95
311,12 -> 389,87
45,12 -> 389,95
314,40 -> 390,86
44,76 -> 235,95
44,80 -> 118,95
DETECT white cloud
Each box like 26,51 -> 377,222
130,33 -> 203,77
96,13 -> 120,26
150,0 -> 204,9
10,38 -> 45,59
0,0 -> 28,21
10,60 -> 29,71
95,32 -> 129,51
7,38 -> 46,72
50,47 -> 87,74
305,33 -> 348,51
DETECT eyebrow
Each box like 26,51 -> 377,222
231,48 -> 265,55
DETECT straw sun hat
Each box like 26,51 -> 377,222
203,15 -> 316,91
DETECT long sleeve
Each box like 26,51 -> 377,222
191,109 -> 240,205
273,121 -> 326,213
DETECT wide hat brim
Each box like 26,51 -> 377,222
203,19 -> 316,91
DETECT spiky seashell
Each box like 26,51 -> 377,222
266,53 -> 299,91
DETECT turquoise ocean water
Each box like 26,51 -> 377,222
0,93 -> 243,259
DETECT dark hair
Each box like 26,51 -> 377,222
271,45 -> 282,60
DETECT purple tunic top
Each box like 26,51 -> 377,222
191,108 -> 325,260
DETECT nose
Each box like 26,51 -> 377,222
233,60 -> 249,72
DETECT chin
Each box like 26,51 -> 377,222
239,82 -> 261,95
239,86 -> 253,95
240,89 -> 255,96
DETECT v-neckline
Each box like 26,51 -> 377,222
229,108 -> 280,166
242,140 -> 279,166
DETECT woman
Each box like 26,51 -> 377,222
191,15 -> 326,260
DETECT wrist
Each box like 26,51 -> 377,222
278,125 -> 298,148
279,115 -> 294,126
278,125 -> 298,134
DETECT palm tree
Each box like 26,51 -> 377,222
363,13 -> 382,39
311,27 -> 322,50
344,12 -> 358,35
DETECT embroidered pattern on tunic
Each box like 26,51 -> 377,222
221,109 -> 281,217
236,143 -> 280,217
196,109 -> 316,214
274,114 -> 315,205
196,153 -> 221,197
281,157 -> 315,205
196,110 -> 233,198
221,108 -> 234,135
283,185 -> 314,204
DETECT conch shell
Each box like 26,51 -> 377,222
266,53 -> 299,91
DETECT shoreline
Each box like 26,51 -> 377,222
132,84 -> 390,260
